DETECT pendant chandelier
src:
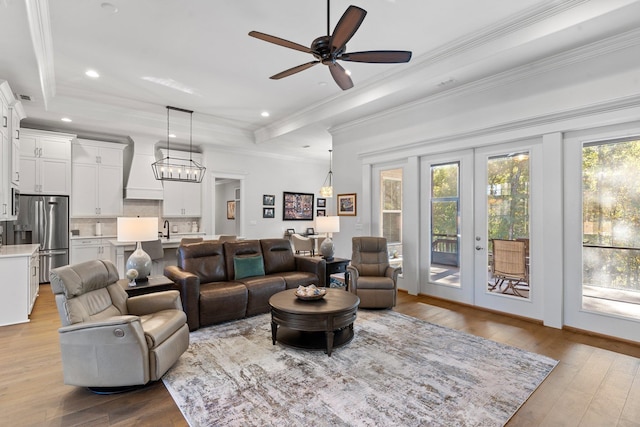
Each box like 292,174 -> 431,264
152,106 -> 206,183
319,149 -> 333,197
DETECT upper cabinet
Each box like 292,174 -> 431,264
160,149 -> 202,218
0,80 -> 25,220
71,139 -> 125,218
19,129 -> 74,195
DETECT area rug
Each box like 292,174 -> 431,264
162,310 -> 557,426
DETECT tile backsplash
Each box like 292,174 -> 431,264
70,199 -> 200,237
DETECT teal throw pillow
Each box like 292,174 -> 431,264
234,254 -> 265,280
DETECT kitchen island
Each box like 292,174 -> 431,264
0,244 -> 41,326
109,235 -> 217,278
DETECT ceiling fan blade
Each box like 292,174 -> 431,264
339,50 -> 412,63
270,61 -> 320,80
328,62 -> 354,90
330,6 -> 367,52
249,31 -> 315,55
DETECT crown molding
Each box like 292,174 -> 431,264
332,26 -> 640,136
24,0 -> 55,110
356,93 -> 640,163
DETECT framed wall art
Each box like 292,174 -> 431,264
282,191 -> 314,221
317,209 -> 326,217
337,193 -> 357,216
263,194 -> 275,206
227,200 -> 236,219
263,207 -> 275,218
317,198 -> 326,208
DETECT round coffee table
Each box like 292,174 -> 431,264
269,288 -> 360,356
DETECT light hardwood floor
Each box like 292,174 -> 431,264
1,285 -> 640,426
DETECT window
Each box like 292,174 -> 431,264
380,169 -> 402,267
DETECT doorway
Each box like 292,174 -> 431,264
418,139 -> 543,319
210,172 -> 245,238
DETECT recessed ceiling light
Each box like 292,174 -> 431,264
61,117 -> 72,122
100,2 -> 118,13
85,69 -> 100,78
345,69 -> 352,76
302,145 -> 310,148
169,133 -> 176,138
318,81 -> 328,87
261,111 -> 270,117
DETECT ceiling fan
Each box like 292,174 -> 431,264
248,1 -> 412,90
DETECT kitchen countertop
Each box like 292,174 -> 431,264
71,232 -> 205,241
0,244 -> 40,258
108,235 -> 218,249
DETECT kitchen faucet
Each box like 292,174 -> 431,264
163,220 -> 170,239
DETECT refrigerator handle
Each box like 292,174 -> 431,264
37,200 -> 45,249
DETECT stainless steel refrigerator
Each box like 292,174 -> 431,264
9,195 -> 69,283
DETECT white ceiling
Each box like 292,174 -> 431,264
1,0 -> 639,159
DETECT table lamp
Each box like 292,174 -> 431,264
315,216 -> 340,261
117,217 -> 158,282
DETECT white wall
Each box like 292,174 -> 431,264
201,149 -> 328,239
328,30 -> 640,338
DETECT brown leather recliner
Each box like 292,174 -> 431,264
346,237 -> 401,308
49,260 -> 189,392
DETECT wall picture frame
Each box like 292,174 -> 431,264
317,209 -> 326,217
337,193 -> 357,216
263,207 -> 275,218
317,198 -> 326,208
263,194 -> 275,206
283,191 -> 314,221
227,200 -> 236,219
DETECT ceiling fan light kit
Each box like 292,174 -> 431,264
249,1 -> 411,91
151,106 -> 206,183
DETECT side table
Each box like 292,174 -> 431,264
118,275 -> 176,297
325,257 -> 350,289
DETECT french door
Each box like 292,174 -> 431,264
420,140 -> 544,319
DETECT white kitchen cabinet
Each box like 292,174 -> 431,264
29,250 -> 39,314
162,180 -> 202,217
0,244 -> 40,326
19,129 -> 74,195
160,150 -> 202,217
70,237 -> 114,265
71,139 -> 125,217
11,110 -> 22,187
0,80 -> 23,220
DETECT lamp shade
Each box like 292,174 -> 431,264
315,216 -> 340,234
117,217 -> 158,242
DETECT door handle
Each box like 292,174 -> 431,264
475,246 -> 484,251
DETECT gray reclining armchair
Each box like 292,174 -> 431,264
346,237 -> 401,308
49,259 -> 189,392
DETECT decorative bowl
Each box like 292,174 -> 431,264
295,286 -> 326,301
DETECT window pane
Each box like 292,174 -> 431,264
487,152 -> 530,299
582,139 -> 640,319
380,169 -> 402,269
430,162 -> 460,286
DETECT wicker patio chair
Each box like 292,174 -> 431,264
490,239 -> 529,297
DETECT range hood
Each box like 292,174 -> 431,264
124,136 -> 164,200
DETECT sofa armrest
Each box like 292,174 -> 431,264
385,265 -> 402,287
164,265 -> 201,331
346,265 -> 359,293
295,256 -> 327,287
127,290 -> 183,316
57,316 -> 150,387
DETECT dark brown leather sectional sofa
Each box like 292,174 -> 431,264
164,238 -> 326,331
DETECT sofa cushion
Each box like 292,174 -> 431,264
224,240 -> 263,280
234,254 -> 266,280
178,241 -> 227,283
199,282 -> 248,326
261,239 -> 296,274
279,271 -> 321,289
238,275 -> 286,316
